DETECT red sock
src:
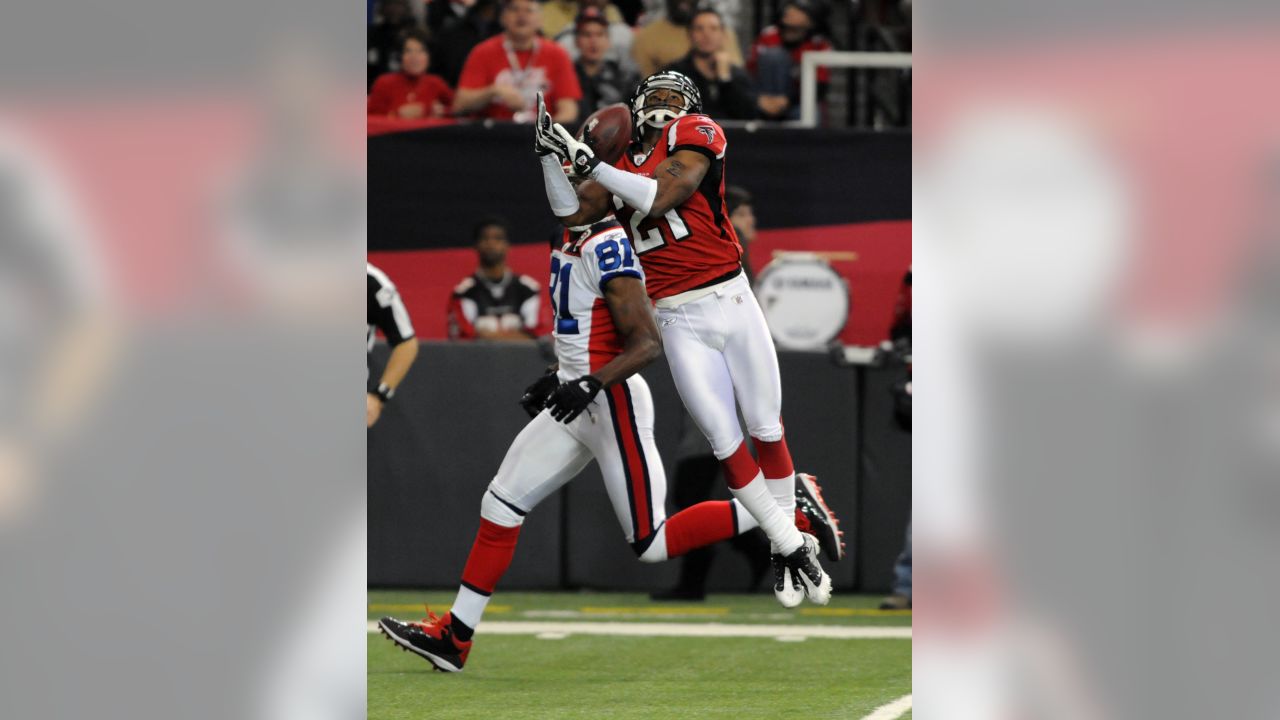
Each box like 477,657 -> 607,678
721,441 -> 761,489
663,501 -> 737,558
755,436 -> 794,480
459,519 -> 521,594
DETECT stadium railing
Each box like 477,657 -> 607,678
794,50 -> 913,128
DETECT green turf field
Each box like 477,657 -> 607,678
368,590 -> 912,720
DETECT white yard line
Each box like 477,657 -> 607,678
860,694 -> 912,720
368,620 -> 910,640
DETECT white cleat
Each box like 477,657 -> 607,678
784,533 -> 832,605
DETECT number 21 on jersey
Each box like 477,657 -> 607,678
613,196 -> 689,253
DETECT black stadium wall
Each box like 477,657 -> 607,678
368,341 -> 911,593
368,123 -> 910,251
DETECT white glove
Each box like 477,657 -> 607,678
533,92 -> 568,159
552,123 -> 600,177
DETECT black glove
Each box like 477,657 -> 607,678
519,368 -> 561,418
546,375 -> 603,424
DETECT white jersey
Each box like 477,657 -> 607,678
549,221 -> 644,380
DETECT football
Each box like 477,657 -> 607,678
577,104 -> 633,165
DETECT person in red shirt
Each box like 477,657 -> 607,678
453,0 -> 582,123
747,0 -> 832,120
367,30 -> 456,118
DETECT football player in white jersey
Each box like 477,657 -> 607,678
377,219 -> 835,673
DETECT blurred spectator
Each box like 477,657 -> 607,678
573,8 -> 640,117
662,7 -> 756,120
426,0 -> 472,33
367,31 -> 455,118
880,267 -> 910,610
632,0 -> 743,78
367,0 -> 422,89
555,0 -> 638,75
454,0 -> 582,122
725,185 -> 756,284
638,0 -> 740,35
446,217 -> 543,340
749,0 -> 832,120
880,523 -> 911,610
542,0 -> 627,40
429,0 -> 503,87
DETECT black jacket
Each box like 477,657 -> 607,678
663,54 -> 757,120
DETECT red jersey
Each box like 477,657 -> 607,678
610,114 -> 743,300
366,72 -> 455,117
457,36 -> 582,121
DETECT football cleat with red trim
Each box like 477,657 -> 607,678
795,473 -> 846,562
378,609 -> 472,672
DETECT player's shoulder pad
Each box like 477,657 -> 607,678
518,274 -> 541,291
666,114 -> 726,156
453,276 -> 476,294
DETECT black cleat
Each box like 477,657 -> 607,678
378,611 -> 471,673
772,551 -> 803,608
794,473 -> 846,562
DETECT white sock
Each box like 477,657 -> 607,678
450,585 -> 490,630
731,499 -> 759,533
730,474 -> 802,554
766,474 -> 797,517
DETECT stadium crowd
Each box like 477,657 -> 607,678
368,0 -> 910,125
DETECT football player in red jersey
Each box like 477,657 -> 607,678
533,76 -> 841,608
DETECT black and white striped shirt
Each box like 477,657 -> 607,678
367,263 -> 415,354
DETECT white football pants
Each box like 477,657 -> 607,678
485,374 -> 670,554
655,273 -> 785,459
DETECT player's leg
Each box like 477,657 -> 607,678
378,411 -> 592,671
586,375 -> 760,563
715,276 -> 833,604
656,301 -> 806,570
717,274 -> 797,532
451,411 -> 592,633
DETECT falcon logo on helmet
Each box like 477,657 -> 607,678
629,71 -> 703,138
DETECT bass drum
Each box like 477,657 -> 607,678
754,254 -> 850,351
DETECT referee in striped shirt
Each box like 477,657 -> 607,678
367,263 -> 419,427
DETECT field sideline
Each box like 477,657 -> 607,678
368,590 -> 912,720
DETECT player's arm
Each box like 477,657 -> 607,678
550,121 -> 710,219
369,287 -> 418,426
545,274 -> 661,423
534,92 -> 610,226
593,275 -> 662,387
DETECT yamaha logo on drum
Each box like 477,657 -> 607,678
754,254 -> 850,351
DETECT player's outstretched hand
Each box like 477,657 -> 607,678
552,123 -> 600,177
534,92 -> 568,159
519,368 -> 560,418
546,375 -> 603,423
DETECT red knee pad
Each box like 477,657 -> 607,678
755,436 -> 794,480
460,519 -> 522,595
721,442 -> 761,489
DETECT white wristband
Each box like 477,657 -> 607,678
540,154 -> 580,217
589,162 -> 657,217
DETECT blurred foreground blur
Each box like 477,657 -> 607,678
0,5 -> 364,718
915,5 -> 1280,718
